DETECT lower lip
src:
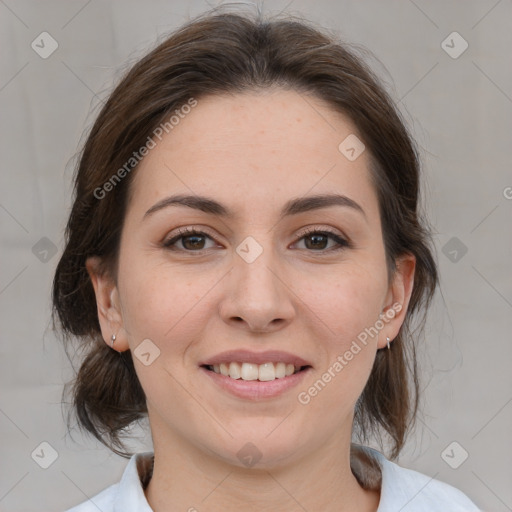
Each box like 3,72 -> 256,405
200,366 -> 311,400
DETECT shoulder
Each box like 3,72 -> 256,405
64,452 -> 154,512
65,482 -> 118,512
358,446 -> 481,512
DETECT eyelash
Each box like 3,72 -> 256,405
162,226 -> 351,254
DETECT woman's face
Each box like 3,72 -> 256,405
89,89 -> 414,468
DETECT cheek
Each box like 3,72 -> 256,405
297,261 -> 388,345
117,247 -> 202,341
293,262 -> 386,408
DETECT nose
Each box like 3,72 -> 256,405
218,243 -> 295,334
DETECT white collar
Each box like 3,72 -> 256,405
108,445 -> 479,511
111,445 -> 383,510
112,451 -> 154,512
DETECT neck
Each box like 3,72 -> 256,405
144,419 -> 380,512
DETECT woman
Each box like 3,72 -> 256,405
53,7 -> 481,512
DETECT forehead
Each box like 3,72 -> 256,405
149,88 -> 357,160
128,89 -> 378,220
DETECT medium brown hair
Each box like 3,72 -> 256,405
53,7 -> 438,460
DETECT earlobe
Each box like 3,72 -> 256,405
379,253 -> 416,349
85,256 -> 128,351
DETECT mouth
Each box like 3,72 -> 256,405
200,362 -> 312,400
201,362 -> 311,382
199,350 -> 313,400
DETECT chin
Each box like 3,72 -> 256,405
205,429 -> 308,470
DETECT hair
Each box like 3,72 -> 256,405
53,6 -> 438,461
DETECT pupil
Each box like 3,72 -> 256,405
306,234 -> 327,250
184,235 -> 204,250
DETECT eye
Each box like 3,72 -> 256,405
162,227 -> 218,252
293,227 -> 350,252
162,226 -> 351,254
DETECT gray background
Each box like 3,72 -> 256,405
1,1 -> 511,510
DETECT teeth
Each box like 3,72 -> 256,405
285,363 -> 295,377
228,361 -> 241,379
258,362 -> 275,381
241,363 -> 259,380
275,362 -> 286,379
208,362 -> 303,381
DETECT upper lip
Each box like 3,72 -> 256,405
199,349 -> 312,368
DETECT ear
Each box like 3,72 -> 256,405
378,253 -> 416,349
86,256 -> 129,352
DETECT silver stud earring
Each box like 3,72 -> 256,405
110,334 -> 116,349
386,336 -> 391,350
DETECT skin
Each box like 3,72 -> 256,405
87,88 -> 415,512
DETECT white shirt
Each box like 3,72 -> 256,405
66,446 -> 481,511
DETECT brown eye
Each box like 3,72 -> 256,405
163,228 -> 216,252
180,233 -> 207,250
304,233 -> 330,250
294,229 -> 350,252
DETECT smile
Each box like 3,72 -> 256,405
201,364 -> 312,400
199,350 -> 313,399
204,362 -> 307,381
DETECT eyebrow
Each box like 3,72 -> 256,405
143,193 -> 367,221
